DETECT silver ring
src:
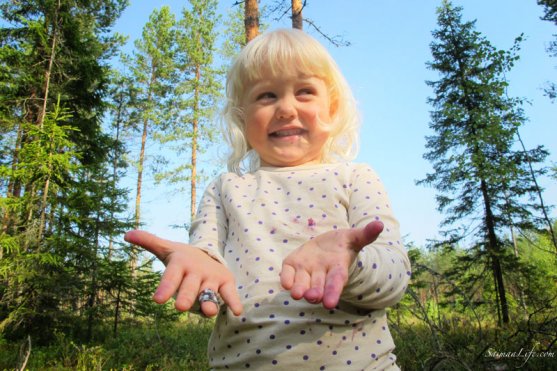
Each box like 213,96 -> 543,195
198,288 -> 221,308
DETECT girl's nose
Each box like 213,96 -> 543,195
276,97 -> 297,120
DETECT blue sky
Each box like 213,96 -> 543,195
114,1 -> 556,248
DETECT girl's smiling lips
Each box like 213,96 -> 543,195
269,127 -> 305,138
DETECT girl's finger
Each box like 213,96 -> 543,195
304,270 -> 326,304
219,281 -> 243,316
290,269 -> 311,300
124,230 -> 174,262
280,264 -> 296,290
153,258 -> 187,304
198,284 -> 220,317
174,273 -> 202,312
322,266 -> 348,309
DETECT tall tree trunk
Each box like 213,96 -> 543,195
191,65 -> 200,221
245,0 -> 259,43
292,0 -> 303,30
480,179 -> 510,324
109,91 -> 124,259
36,1 -> 61,240
38,8 -> 59,128
132,116 -> 148,272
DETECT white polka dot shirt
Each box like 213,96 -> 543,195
190,162 -> 411,370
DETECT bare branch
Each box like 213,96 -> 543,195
303,17 -> 351,47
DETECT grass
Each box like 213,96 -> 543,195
1,316 -> 213,371
1,315 -> 555,370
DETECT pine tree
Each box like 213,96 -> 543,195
419,0 -> 550,324
155,0 -> 222,222
127,6 -> 177,269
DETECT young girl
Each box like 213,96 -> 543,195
125,28 -> 411,370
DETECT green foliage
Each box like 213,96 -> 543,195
0,320 -> 213,370
393,238 -> 557,370
153,0 -> 223,213
419,0 -> 551,324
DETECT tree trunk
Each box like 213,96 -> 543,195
132,115 -> 148,272
109,91 -> 124,259
191,65 -> 200,221
113,284 -> 121,336
86,216 -> 100,342
292,0 -> 303,30
38,16 -> 58,128
244,0 -> 259,43
480,179 -> 510,324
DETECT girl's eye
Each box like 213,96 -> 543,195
256,92 -> 276,101
297,88 -> 315,96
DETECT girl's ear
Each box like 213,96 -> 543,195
329,98 -> 339,118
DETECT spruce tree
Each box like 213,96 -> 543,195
419,0 -> 550,324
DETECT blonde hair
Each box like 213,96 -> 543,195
222,28 -> 360,174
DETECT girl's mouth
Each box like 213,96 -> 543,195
270,128 -> 304,137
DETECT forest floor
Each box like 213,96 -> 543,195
1,316 -> 555,370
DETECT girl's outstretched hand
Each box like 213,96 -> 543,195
280,221 -> 384,309
124,230 -> 243,317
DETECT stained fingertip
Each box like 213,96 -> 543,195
304,288 -> 323,304
322,295 -> 339,309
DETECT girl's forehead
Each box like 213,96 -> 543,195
243,64 -> 327,88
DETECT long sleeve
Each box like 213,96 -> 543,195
341,164 -> 411,309
189,177 -> 229,266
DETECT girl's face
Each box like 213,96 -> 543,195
243,73 -> 333,167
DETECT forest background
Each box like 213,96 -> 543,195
1,0 -> 556,370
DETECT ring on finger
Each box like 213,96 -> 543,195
198,288 -> 222,308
